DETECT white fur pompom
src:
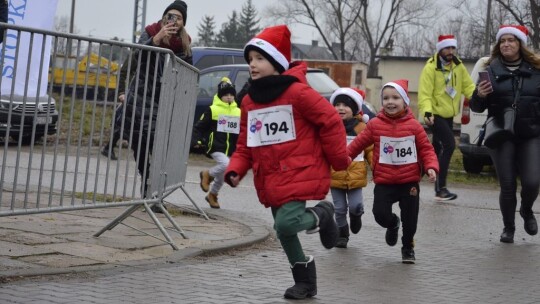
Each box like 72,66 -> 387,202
362,114 -> 370,123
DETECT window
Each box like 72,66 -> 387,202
234,70 -> 250,92
355,70 -> 363,86
224,55 -> 246,65
197,70 -> 230,98
195,56 -> 223,70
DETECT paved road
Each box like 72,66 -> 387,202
1,161 -> 539,304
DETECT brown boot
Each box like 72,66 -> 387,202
205,192 -> 220,209
199,170 -> 214,192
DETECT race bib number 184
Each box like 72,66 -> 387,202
247,105 -> 296,147
379,135 -> 417,165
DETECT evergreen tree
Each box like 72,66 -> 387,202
238,0 -> 260,44
197,15 -> 216,47
216,11 -> 243,48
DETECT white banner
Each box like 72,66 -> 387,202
1,0 -> 58,97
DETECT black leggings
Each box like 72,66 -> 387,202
489,136 -> 540,228
432,115 -> 455,191
373,183 -> 420,248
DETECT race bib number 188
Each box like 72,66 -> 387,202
217,115 -> 240,134
247,105 -> 296,147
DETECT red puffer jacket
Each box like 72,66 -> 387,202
347,109 -> 438,185
225,62 -> 351,208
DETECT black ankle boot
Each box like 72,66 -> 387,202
284,256 -> 317,299
350,212 -> 363,234
307,201 -> 339,249
520,209 -> 538,236
336,224 -> 350,248
500,226 -> 515,243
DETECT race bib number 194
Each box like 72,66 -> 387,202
247,105 -> 296,147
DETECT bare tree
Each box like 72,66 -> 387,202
266,0 -> 363,61
494,0 -> 539,50
356,0 -> 437,76
267,0 -> 437,76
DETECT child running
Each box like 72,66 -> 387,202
224,25 -> 351,299
329,87 -> 373,248
193,77 -> 241,209
347,79 -> 438,264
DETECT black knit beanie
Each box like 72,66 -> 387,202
217,81 -> 237,99
163,1 -> 187,25
333,94 -> 359,115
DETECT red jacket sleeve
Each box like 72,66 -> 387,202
295,86 -> 351,171
225,103 -> 252,181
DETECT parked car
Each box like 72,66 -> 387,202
195,64 -> 376,121
458,57 -> 492,174
191,47 -> 245,70
0,94 -> 58,144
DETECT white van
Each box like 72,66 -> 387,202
458,57 -> 492,173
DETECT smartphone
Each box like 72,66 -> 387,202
478,71 -> 490,83
167,14 -> 177,24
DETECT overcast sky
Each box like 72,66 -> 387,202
55,0 -> 318,45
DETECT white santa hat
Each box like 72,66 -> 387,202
244,25 -> 291,73
496,24 -> 528,44
382,79 -> 410,106
436,34 -> 458,52
330,87 -> 370,123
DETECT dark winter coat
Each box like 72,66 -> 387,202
347,108 -> 439,185
122,27 -> 192,144
225,61 -> 351,208
470,57 -> 540,139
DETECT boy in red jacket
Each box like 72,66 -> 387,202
224,25 -> 351,300
348,79 -> 438,264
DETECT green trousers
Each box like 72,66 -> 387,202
271,201 -> 317,265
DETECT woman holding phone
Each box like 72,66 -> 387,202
470,25 -> 540,243
121,0 -> 192,212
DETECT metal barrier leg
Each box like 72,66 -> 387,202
141,202 -> 179,250
94,201 -> 185,250
93,204 -> 140,237
180,185 -> 209,220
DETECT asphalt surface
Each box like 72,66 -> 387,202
1,158 -> 540,303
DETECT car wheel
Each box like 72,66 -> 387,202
463,155 -> 483,174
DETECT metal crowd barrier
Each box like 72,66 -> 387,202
0,23 -> 206,250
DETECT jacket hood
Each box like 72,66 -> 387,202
212,94 -> 239,108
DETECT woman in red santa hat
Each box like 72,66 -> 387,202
471,24 -> 540,244
224,24 -> 351,300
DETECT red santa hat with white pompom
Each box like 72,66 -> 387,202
330,87 -> 370,123
496,24 -> 528,44
436,34 -> 458,52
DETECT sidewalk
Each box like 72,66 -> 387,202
0,189 -> 270,280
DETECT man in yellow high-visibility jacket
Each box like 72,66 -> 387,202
418,34 -> 475,201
